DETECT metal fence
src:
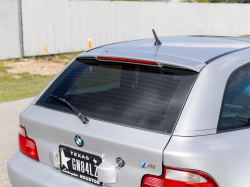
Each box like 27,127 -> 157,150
0,0 -> 21,60
1,0 -> 250,60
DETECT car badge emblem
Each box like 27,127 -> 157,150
140,162 -> 155,170
74,135 -> 84,147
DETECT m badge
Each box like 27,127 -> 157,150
74,135 -> 84,147
140,162 -> 155,170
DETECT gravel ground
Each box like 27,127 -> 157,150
0,97 -> 35,187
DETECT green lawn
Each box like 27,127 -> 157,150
0,59 -> 54,103
0,76 -> 54,103
0,52 -> 83,103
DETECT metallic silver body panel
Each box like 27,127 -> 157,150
173,129 -> 216,136
78,36 -> 250,72
83,37 -> 250,62
97,161 -> 117,184
217,36 -> 250,43
9,36 -> 250,187
82,49 -> 205,72
8,151 -> 96,187
164,129 -> 250,187
21,105 -> 171,187
19,104 -> 33,126
174,48 -> 250,135
49,147 -> 60,169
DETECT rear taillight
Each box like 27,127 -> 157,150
19,125 -> 39,161
142,167 -> 218,187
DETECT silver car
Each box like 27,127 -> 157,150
7,34 -> 250,187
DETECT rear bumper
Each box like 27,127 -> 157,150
8,150 -> 95,187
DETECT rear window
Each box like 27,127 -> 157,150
36,58 -> 198,134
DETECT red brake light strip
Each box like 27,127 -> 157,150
97,57 -> 158,66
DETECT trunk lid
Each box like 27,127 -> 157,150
22,105 -> 170,187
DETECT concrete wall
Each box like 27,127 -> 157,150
0,0 -> 21,60
1,1 -> 250,59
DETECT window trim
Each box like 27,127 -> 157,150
217,62 -> 250,133
36,59 -> 198,135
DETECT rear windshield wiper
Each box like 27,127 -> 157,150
50,95 -> 89,124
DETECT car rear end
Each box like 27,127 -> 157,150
7,52 -> 203,187
11,36 -> 250,187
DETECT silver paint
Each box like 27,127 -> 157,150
8,36 -> 250,187
49,147 -> 60,169
164,129 -> 250,187
19,105 -> 170,187
97,161 -> 117,184
78,36 -> 250,72
8,151 -> 96,187
174,47 -> 250,135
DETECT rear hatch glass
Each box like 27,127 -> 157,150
36,58 -> 197,134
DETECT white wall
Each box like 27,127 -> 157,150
21,0 -> 72,56
0,0 -> 21,60
22,1 -> 250,57
2,1 -> 250,58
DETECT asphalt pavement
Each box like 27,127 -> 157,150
0,97 -> 35,187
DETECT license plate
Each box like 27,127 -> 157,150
59,145 -> 103,186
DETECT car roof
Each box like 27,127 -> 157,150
77,36 -> 250,72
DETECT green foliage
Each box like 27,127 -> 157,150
0,62 -> 7,74
0,62 -> 53,103
0,75 -> 53,103
0,51 -> 87,103
70,51 -> 82,56
35,55 -> 45,59
59,54 -> 69,60
0,59 -> 18,63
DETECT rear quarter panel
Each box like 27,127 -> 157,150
174,48 -> 250,135
164,48 -> 250,187
164,130 -> 250,187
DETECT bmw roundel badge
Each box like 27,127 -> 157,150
74,135 -> 84,147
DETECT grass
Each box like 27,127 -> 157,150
0,61 -> 54,103
0,63 -> 7,74
70,51 -> 82,55
59,54 -> 69,60
0,52 -> 84,103
34,55 -> 46,60
59,52 -> 82,61
0,59 -> 19,63
0,75 -> 54,103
